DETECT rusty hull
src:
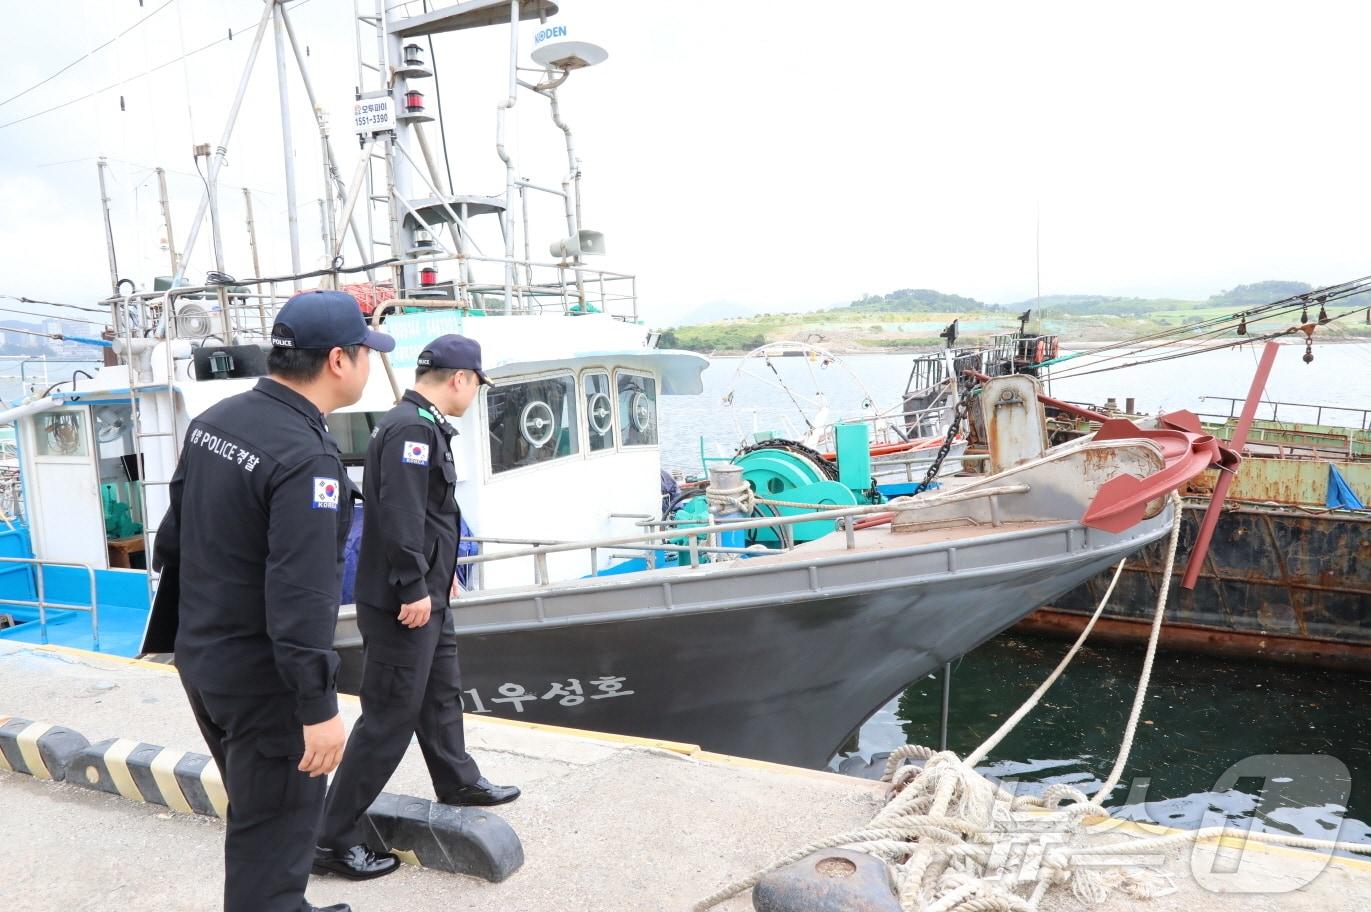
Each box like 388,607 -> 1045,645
1187,456 -> 1371,508
1036,501 -> 1371,669
1017,609 -> 1371,672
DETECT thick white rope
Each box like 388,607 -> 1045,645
960,556 -> 1130,770
705,481 -> 753,515
694,492 -> 1369,912
1092,495 -> 1183,802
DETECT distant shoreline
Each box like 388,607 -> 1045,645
685,337 -> 1364,358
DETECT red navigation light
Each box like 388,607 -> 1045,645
420,266 -> 438,287
404,90 -> 424,112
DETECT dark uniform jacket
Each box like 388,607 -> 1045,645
354,389 -> 461,612
146,378 -> 355,725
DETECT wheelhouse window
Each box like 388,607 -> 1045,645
35,410 -> 89,458
584,371 -> 615,452
616,372 -> 658,447
488,374 -> 580,473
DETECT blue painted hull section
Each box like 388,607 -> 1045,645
0,525 -> 150,656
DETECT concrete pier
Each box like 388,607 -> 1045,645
1,641 -> 1369,911
0,643 -> 881,911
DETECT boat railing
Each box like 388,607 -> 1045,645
1194,419 -> 1370,461
822,397 -> 957,441
1200,395 -> 1371,432
466,532 -> 794,585
0,556 -> 101,651
399,251 -> 639,322
459,484 -> 1030,586
902,342 -> 1020,401
871,451 -> 990,483
110,253 -> 639,349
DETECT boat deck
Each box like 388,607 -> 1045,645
791,518 -> 1066,557
2,642 -> 1368,911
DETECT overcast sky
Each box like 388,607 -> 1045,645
3,0 -> 1371,328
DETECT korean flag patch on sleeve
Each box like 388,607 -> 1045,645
402,441 -> 430,466
313,477 -> 340,510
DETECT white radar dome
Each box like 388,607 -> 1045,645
529,21 -> 607,69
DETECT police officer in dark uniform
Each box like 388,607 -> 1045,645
145,290 -> 394,912
314,334 -> 519,881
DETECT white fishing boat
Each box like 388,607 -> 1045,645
0,0 -> 1216,767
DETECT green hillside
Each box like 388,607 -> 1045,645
655,281 -> 1371,353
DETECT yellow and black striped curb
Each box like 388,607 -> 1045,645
66,738 -> 229,818
0,715 -> 90,781
0,713 -> 524,881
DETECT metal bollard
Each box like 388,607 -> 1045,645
752,848 -> 900,912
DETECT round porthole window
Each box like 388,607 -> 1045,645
587,392 -> 613,436
629,391 -> 653,433
519,400 -> 556,448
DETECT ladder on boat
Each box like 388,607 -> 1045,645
118,294 -> 180,617
350,0 -> 519,311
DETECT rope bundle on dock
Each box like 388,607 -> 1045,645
695,493 -> 1371,911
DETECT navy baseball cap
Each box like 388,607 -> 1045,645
417,334 -> 493,385
270,290 -> 395,353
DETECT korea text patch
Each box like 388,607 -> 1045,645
402,441 -> 429,466
313,477 -> 340,510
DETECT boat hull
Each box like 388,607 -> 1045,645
335,512 -> 1172,768
1034,502 -> 1371,670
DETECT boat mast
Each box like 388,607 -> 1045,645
272,2 -> 304,291
171,2 -> 274,289
155,167 -> 179,277
498,0 -> 519,314
278,2 -> 374,283
96,158 -> 120,296
243,188 -> 262,292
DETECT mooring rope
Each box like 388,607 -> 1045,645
693,492 -> 1370,911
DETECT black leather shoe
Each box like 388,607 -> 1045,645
312,843 -> 401,880
440,777 -> 521,807
305,904 -> 352,912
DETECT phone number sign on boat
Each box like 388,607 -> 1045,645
353,96 -> 396,135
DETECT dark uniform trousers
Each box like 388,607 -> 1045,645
318,603 -> 480,850
182,679 -> 324,912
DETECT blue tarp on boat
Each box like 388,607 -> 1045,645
1326,463 -> 1366,510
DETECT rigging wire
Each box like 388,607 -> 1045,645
1049,281 -> 1371,380
173,0 -> 198,140
33,155 -> 283,199
1047,304 -> 1370,382
0,306 -> 108,328
0,0 -> 319,131
0,323 -> 94,343
1049,301 -> 1311,379
0,0 -> 177,110
0,294 -> 112,316
1050,275 -> 1371,365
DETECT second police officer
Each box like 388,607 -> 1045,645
314,333 -> 521,880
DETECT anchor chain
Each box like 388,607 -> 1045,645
912,384 -> 977,496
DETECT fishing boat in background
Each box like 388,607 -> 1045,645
1027,394 -> 1371,670
876,290 -> 1371,673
